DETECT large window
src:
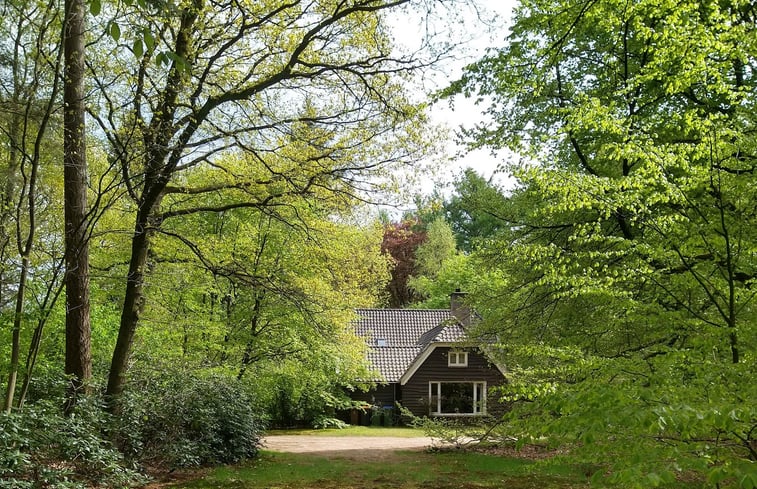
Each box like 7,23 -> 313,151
429,382 -> 486,415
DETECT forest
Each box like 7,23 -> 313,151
1,0 -> 755,487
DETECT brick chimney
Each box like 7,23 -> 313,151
450,289 -> 472,327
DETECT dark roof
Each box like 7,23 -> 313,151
355,309 -> 457,347
355,308 -> 469,382
366,346 -> 424,382
417,322 -> 467,344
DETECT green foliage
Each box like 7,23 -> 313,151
1,0 -> 494,484
368,406 -> 397,427
445,0 -> 757,484
443,168 -> 508,252
122,201 -> 388,373
0,376 -> 142,488
406,170 -> 512,308
116,364 -> 263,467
400,405 -> 498,449
254,358 -> 366,429
311,416 -> 349,430
123,203 -> 382,432
410,254 -> 479,309
414,217 -> 457,278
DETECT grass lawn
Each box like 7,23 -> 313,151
172,449 -> 591,489
265,426 -> 426,437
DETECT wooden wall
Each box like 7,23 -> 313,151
350,383 -> 397,408
401,346 -> 506,417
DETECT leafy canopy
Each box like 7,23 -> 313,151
446,0 -> 757,484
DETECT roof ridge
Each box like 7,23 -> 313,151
355,308 -> 450,312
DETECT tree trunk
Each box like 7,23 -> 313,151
3,257 -> 29,414
2,117 -> 22,415
105,208 -> 154,413
63,0 -> 92,414
104,0 -> 199,413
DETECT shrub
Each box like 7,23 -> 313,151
399,406 -> 499,449
263,373 -> 358,429
312,415 -> 348,430
117,366 -> 263,468
0,378 -> 143,489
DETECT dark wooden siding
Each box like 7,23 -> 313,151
349,383 -> 397,408
344,384 -> 399,425
400,346 -> 506,417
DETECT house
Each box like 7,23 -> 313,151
347,292 -> 506,423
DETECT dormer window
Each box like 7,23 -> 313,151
376,339 -> 387,347
448,350 -> 468,367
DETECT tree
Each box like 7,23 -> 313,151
381,219 -> 427,307
447,0 -> 757,482
86,0 -> 442,409
443,168 -> 506,252
102,193 -> 389,428
62,0 -> 92,413
1,0 -> 66,413
126,197 -> 391,375
414,216 -> 456,278
407,215 -> 471,307
409,253 -> 477,309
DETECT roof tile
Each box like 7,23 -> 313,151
366,347 -> 424,382
355,309 -> 469,382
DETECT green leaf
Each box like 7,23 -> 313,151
133,39 -> 144,58
89,0 -> 101,16
155,52 -> 167,67
109,22 -> 121,42
143,30 -> 155,51
708,466 -> 730,486
741,473 -> 757,489
166,52 -> 190,73
646,472 -> 662,486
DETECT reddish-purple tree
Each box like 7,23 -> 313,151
381,220 -> 427,308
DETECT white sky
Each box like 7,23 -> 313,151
390,0 -> 519,198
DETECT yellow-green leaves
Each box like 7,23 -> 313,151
449,0 -> 757,482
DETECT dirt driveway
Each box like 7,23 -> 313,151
141,435 -> 438,487
262,435 -> 436,460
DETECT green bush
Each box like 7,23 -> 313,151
0,368 -> 264,485
0,379 -> 142,489
263,373 -> 357,429
117,366 -> 263,468
312,415 -> 348,430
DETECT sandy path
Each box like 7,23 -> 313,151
141,435 -> 437,487
262,435 -> 435,459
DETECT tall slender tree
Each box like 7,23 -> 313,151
63,0 -> 92,413
1,0 -> 65,414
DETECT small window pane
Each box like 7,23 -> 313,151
448,351 -> 468,366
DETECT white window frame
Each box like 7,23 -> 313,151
428,381 -> 486,416
448,350 -> 468,367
